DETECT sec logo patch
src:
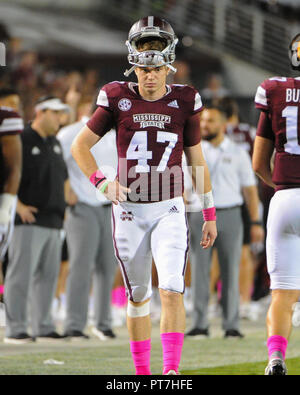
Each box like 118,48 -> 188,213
118,98 -> 132,111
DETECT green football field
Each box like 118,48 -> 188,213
0,313 -> 300,376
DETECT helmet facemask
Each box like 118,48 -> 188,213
124,17 -> 178,77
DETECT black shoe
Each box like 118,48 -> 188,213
92,327 -> 116,340
224,329 -> 244,338
64,330 -> 90,340
37,332 -> 67,341
4,333 -> 36,344
265,358 -> 287,375
185,328 -> 209,338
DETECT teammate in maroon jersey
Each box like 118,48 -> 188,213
0,89 -> 23,262
71,16 -> 217,375
253,34 -> 300,375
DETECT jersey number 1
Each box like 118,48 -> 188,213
283,106 -> 300,155
126,131 -> 178,173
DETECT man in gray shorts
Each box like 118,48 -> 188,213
57,99 -> 118,340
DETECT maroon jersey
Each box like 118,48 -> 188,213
255,77 -> 300,190
88,81 -> 203,202
226,123 -> 255,157
0,107 -> 23,193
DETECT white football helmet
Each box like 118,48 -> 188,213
124,16 -> 178,77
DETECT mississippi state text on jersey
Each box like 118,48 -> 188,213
255,77 -> 300,190
88,81 -> 203,202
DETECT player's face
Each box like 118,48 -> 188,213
135,66 -> 169,96
200,109 -> 226,141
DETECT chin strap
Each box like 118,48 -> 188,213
124,65 -> 137,77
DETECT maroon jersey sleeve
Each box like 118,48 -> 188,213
183,113 -> 201,147
256,111 -> 274,141
180,85 -> 204,116
95,81 -> 126,112
0,107 -> 23,136
87,106 -> 114,137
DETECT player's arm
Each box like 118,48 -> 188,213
0,134 -> 22,227
1,134 -> 22,195
183,114 -> 217,249
71,111 -> 130,204
252,111 -> 276,189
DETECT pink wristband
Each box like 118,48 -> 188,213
89,169 -> 107,189
202,207 -> 216,221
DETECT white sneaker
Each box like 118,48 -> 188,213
91,326 -> 116,341
165,370 -> 180,375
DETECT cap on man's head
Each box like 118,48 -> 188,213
35,96 -> 70,112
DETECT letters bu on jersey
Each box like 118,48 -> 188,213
94,81 -> 203,202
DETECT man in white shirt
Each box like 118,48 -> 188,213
185,104 -> 264,338
57,100 -> 118,340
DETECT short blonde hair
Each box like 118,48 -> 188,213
137,39 -> 166,52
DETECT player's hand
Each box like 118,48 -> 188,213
17,201 -> 38,224
102,180 -> 131,205
200,221 -> 217,249
250,224 -> 265,244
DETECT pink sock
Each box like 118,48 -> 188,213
267,335 -> 288,360
130,339 -> 151,375
0,285 -> 4,295
112,286 -> 127,308
161,332 -> 184,374
117,286 -> 127,307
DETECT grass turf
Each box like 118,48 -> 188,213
1,315 -> 300,375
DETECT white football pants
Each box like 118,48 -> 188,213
111,197 -> 189,302
267,188 -> 300,290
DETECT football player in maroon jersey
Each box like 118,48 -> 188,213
0,88 -> 23,263
71,16 -> 217,375
253,34 -> 300,375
